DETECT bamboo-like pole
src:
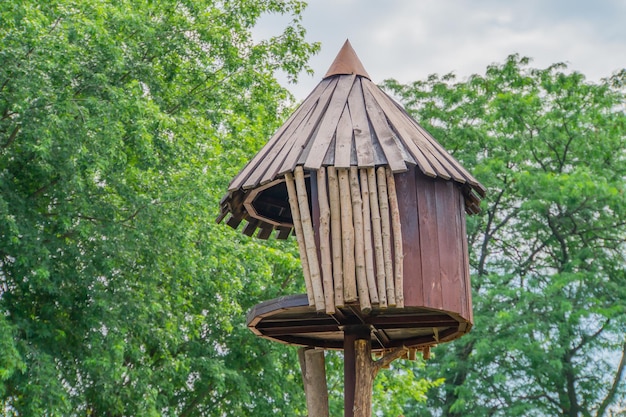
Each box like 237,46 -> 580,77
327,167 -> 344,307
359,168 -> 378,305
284,172 -> 315,306
385,167 -> 404,308
338,168 -> 357,302
350,167 -> 370,312
294,166 -> 325,312
377,167 -> 396,306
317,167 -> 335,314
367,168 -> 387,307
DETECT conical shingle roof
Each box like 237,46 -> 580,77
218,40 -> 485,239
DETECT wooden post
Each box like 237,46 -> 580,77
377,167 -> 395,306
344,326 -> 408,417
360,169 -> 379,306
350,167 -> 371,312
385,167 -> 404,308
284,172 -> 315,306
317,167 -> 335,314
298,347 -> 330,417
328,166 -> 344,307
338,168 -> 357,302
294,166 -> 325,312
367,167 -> 387,308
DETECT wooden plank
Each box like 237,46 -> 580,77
294,166 -> 326,312
394,166 -> 423,308
416,175 -> 443,310
317,168 -> 335,314
367,167 -> 387,307
338,168 -> 357,302
385,167 -> 404,308
257,223 -> 274,240
396,99 -> 485,195
327,167 -> 344,307
304,75 -> 357,170
364,82 -> 437,178
284,172 -> 315,306
434,181 -> 462,315
242,218 -> 259,236
350,167 -> 371,312
230,78 -> 331,191
459,191 -> 474,322
278,77 -> 340,176
246,100 -> 320,188
347,79 -> 375,167
225,215 -> 243,229
377,166 -> 395,306
409,116 -> 483,190
362,83 -> 407,173
276,226 -> 291,240
375,89 -> 466,183
334,105 -> 353,168
452,184 -> 470,320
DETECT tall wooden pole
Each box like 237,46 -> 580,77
298,347 -> 329,417
343,326 -> 370,417
343,326 -> 408,417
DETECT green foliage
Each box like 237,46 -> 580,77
383,56 -> 626,416
0,0 -> 319,415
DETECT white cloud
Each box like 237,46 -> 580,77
255,0 -> 626,100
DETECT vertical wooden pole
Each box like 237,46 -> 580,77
377,167 -> 396,306
317,167 -> 335,314
294,166 -> 325,312
344,326 -> 408,417
360,168 -> 379,306
350,167 -> 371,312
328,166 -> 344,307
385,167 -> 404,308
338,168 -> 357,302
284,172 -> 315,306
367,167 -> 387,308
298,347 -> 330,417
343,326 -> 370,417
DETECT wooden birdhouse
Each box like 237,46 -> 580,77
217,40 -> 486,416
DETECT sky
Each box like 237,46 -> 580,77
255,0 -> 626,101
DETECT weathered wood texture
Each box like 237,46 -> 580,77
298,347 -> 330,417
351,338 -> 408,417
218,41 -> 484,239
395,165 -> 473,321
299,166 -> 406,313
247,293 -> 472,350
285,164 -> 472,320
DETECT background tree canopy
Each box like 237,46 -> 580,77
382,56 -> 626,417
0,1 -> 319,415
1,1 -> 626,417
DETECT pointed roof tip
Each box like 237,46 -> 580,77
323,39 -> 371,80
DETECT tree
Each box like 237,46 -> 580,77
0,1 -> 319,415
382,56 -> 626,416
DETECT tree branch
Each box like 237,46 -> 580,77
2,125 -> 20,150
596,341 -> 626,417
374,345 -> 409,373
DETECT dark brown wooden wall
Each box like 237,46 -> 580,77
396,165 -> 472,322
310,164 -> 472,322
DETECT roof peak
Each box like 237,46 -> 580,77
323,39 -> 370,80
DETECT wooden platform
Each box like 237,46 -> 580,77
247,294 -> 471,351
